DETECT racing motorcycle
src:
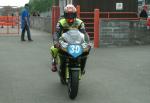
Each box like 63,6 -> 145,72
56,29 -> 91,99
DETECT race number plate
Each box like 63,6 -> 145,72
67,44 -> 83,58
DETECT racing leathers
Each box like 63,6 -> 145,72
50,17 -> 90,73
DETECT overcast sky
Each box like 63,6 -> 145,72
1,0 -> 30,7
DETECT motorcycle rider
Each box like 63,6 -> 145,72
50,4 -> 90,74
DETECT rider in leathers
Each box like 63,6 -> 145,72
50,4 -> 90,74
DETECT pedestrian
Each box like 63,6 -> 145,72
139,5 -> 148,27
21,4 -> 33,41
139,5 -> 148,19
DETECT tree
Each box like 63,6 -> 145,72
29,0 -> 53,13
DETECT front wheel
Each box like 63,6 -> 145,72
68,70 -> 79,99
59,63 -> 66,85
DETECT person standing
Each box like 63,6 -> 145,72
139,5 -> 148,19
21,4 -> 33,41
139,5 -> 148,28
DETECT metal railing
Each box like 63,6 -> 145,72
77,5 -> 100,48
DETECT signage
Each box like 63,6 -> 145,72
116,3 -> 123,10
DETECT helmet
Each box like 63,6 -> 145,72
64,4 -> 77,23
64,4 -> 77,13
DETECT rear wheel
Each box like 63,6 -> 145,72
68,70 -> 79,99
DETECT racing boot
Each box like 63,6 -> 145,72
51,58 -> 57,72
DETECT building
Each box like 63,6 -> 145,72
57,0 -> 138,18
73,0 -> 138,12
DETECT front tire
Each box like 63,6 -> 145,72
68,70 -> 79,99
59,64 -> 66,85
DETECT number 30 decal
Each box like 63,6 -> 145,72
68,45 -> 83,58
70,45 -> 81,53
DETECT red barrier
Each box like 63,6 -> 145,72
51,6 -> 60,34
0,16 -> 18,26
0,16 -> 19,34
0,6 -> 19,35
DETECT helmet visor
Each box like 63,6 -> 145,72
64,12 -> 77,19
67,18 -> 74,23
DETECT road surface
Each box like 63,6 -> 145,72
0,29 -> 150,103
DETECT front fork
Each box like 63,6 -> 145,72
65,63 -> 82,83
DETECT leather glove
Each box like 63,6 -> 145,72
54,42 -> 60,48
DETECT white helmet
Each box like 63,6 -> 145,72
64,4 -> 77,23
64,4 -> 77,13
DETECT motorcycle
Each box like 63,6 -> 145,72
56,29 -> 91,99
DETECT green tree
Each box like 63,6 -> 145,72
29,0 -> 53,13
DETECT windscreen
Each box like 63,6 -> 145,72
61,29 -> 85,44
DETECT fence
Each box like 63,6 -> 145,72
77,5 -> 100,48
99,11 -> 150,46
0,16 -> 20,34
0,6 -> 20,35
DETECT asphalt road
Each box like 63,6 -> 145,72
0,29 -> 150,103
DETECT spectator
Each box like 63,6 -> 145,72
140,5 -> 148,19
21,4 -> 33,41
